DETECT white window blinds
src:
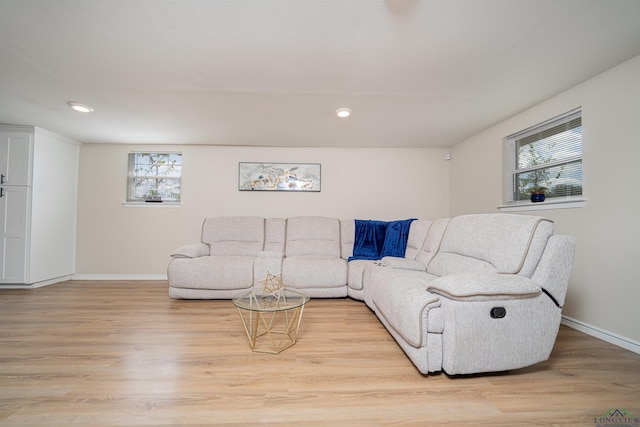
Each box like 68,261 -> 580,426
127,152 -> 182,203
503,108 -> 583,204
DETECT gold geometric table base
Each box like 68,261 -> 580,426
236,305 -> 305,354
232,286 -> 309,354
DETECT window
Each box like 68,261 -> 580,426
503,108 -> 583,205
127,152 -> 182,203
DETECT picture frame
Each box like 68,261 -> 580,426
238,162 -> 321,192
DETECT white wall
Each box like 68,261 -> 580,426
449,55 -> 640,343
76,145 -> 450,276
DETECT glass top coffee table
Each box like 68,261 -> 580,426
232,288 -> 310,354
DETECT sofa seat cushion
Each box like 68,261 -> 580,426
168,256 -> 255,290
282,256 -> 348,289
380,257 -> 426,271
346,259 -> 373,291
372,275 -> 441,348
427,273 -> 541,302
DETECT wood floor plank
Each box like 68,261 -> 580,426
1,281 -> 639,426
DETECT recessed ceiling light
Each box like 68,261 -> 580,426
335,107 -> 352,118
68,102 -> 94,113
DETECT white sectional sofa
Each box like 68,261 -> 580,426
168,214 -> 575,375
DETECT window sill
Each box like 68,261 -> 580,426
122,202 -> 182,208
497,198 -> 587,212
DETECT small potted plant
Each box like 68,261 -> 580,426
529,186 -> 548,203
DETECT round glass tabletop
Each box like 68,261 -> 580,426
232,288 -> 310,312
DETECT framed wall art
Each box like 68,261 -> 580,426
238,162 -> 321,192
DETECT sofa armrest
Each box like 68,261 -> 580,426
170,243 -> 210,259
531,234 -> 576,308
380,256 -> 427,271
427,273 -> 541,302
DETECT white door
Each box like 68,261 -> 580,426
0,186 -> 29,283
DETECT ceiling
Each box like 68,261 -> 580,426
2,0 -> 640,148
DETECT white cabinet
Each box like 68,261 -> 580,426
0,125 -> 80,287
0,186 -> 29,282
0,131 -> 32,186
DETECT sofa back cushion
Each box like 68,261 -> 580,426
404,219 -> 432,260
264,218 -> 286,254
286,216 -> 341,257
427,214 -> 553,277
202,216 -> 265,256
415,218 -> 450,266
340,219 -> 355,259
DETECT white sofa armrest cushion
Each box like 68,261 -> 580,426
380,256 -> 426,271
170,243 -> 210,259
427,273 -> 541,302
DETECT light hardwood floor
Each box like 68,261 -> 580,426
1,281 -> 639,426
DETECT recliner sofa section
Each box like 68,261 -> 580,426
169,216 -> 350,299
167,214 -> 575,376
168,216 -> 283,299
365,214 -> 575,374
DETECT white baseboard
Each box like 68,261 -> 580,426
0,275 -> 73,289
71,274 -> 168,281
561,315 -> 640,355
31,275 -> 74,288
